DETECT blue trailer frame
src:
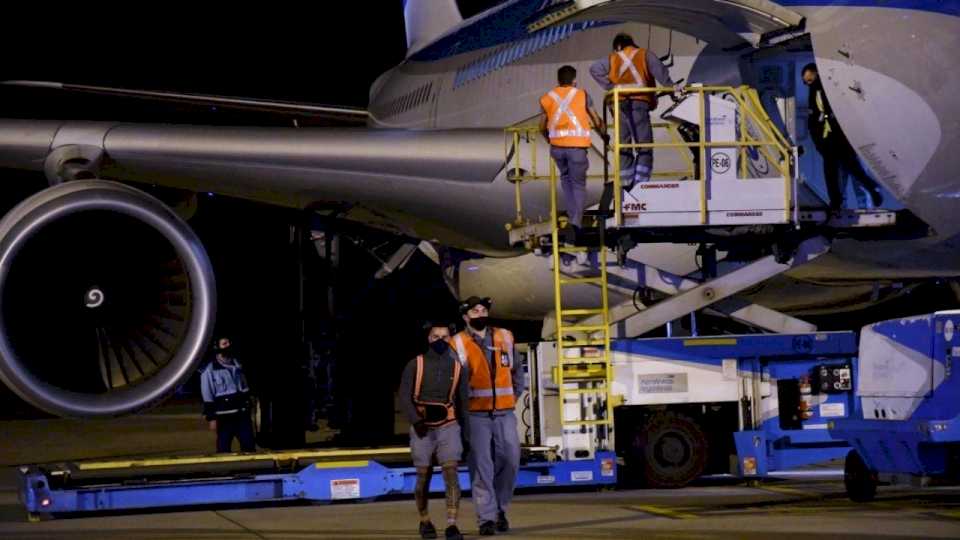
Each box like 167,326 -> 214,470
18,451 -> 616,517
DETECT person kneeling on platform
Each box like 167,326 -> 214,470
399,321 -> 469,540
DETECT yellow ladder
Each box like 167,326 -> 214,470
547,162 -> 615,447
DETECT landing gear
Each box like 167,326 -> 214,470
844,449 -> 878,502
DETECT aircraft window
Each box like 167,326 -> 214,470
457,0 -> 509,19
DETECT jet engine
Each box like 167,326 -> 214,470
0,180 -> 215,417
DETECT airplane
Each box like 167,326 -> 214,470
0,0 -> 958,420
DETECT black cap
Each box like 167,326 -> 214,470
422,319 -> 453,331
459,296 -> 492,314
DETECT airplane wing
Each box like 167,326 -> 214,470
1,80 -> 370,125
0,113 -> 527,418
0,119 -> 523,254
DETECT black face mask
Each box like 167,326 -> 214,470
468,316 -> 489,331
429,339 -> 450,355
217,346 -> 232,356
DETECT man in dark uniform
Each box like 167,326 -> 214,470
803,63 -> 884,211
200,336 -> 256,453
399,321 -> 468,540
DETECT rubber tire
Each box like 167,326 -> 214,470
636,412 -> 709,488
844,449 -> 878,502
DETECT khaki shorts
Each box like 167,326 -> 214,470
410,422 -> 463,467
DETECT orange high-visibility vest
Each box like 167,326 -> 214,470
539,86 -> 592,148
609,46 -> 657,108
412,354 -> 462,427
451,328 -> 516,412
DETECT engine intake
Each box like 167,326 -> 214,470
0,180 -> 216,417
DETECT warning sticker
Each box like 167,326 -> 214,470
946,320 -> 955,342
536,475 -> 556,485
331,478 -> 360,499
571,470 -> 594,482
637,373 -> 688,393
819,403 -> 846,418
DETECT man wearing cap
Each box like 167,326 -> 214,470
398,322 -> 468,540
200,336 -> 256,453
451,297 -> 523,536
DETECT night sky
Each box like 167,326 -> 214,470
0,5 -> 408,108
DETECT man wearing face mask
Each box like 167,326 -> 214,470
398,321 -> 468,540
200,336 -> 256,453
451,297 -> 523,536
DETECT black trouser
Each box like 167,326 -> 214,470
216,411 -> 256,453
819,139 -> 880,210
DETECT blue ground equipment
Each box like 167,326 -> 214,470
829,310 -> 960,501
18,447 -> 615,518
526,332 -> 860,487
20,331 -> 871,518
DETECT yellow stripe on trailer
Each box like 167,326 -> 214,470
76,447 -> 410,471
314,461 -> 370,469
683,338 -> 737,347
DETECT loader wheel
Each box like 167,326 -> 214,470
636,412 -> 709,488
844,450 -> 877,502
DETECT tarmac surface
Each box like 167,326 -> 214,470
1,402 -> 958,539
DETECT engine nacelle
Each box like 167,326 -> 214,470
0,180 -> 216,417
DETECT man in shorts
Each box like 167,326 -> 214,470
399,321 -> 468,540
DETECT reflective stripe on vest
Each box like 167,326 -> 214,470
815,89 -> 833,140
453,328 -> 516,412
412,353 -> 462,427
609,47 -> 657,108
540,87 -> 592,148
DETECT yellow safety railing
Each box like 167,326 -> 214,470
605,85 -> 795,227
505,123 -> 693,227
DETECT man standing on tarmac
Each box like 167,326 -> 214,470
200,336 -> 256,453
451,296 -> 524,536
399,321 -> 468,540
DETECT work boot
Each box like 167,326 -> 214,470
496,511 -> 510,532
420,521 -> 438,539
478,520 -> 497,536
445,524 -> 464,540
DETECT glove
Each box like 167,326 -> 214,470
413,421 -> 429,439
672,83 -> 685,96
